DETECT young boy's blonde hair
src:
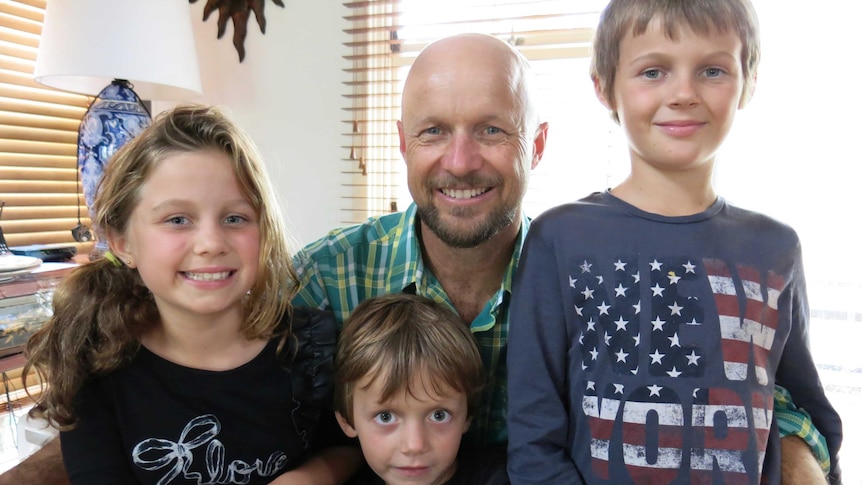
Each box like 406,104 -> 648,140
334,293 -> 485,426
591,0 -> 760,122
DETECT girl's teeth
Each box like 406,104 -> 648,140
185,271 -> 230,281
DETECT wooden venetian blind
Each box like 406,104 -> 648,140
0,0 -> 93,252
341,0 -> 611,225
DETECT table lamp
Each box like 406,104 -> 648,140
33,0 -> 203,254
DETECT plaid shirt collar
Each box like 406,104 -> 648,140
389,202 -> 531,329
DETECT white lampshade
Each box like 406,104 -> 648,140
33,0 -> 202,100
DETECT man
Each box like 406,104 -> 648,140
293,33 -> 546,447
1,33 -> 827,484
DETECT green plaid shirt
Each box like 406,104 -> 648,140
291,204 -> 829,469
292,203 -> 527,446
774,384 -> 832,475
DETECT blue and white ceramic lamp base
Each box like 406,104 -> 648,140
77,80 -> 151,254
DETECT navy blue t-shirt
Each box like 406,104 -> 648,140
507,192 -> 842,485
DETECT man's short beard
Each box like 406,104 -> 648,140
416,204 -> 517,249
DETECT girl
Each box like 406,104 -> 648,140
24,105 -> 353,484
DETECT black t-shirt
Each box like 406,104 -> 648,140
347,444 -> 509,485
60,307 -> 343,485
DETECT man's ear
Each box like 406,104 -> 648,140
397,120 -> 407,158
335,411 -> 359,438
531,122 -> 549,169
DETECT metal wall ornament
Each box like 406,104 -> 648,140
190,0 -> 285,62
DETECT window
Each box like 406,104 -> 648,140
0,0 -> 92,251
342,0 -> 611,224
343,1 -> 860,481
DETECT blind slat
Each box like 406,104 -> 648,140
343,1 -> 395,8
0,25 -> 40,49
0,71 -> 93,104
0,139 -> 75,156
0,180 -> 78,193
0,0 -> 45,21
0,96 -> 88,119
0,152 -> 76,169
0,166 -> 76,181
0,53 -> 36,75
5,231 -> 89,247
0,124 -> 78,144
5,0 -> 47,10
0,217 -> 90,233
0,110 -> 81,131
0,205 -> 82,220
0,193 -> 80,206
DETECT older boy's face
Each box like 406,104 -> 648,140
336,371 -> 471,485
609,20 -> 745,174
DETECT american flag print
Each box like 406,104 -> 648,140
704,258 -> 781,386
571,255 -> 779,483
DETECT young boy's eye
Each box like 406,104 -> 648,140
166,216 -> 189,225
374,412 -> 395,425
430,409 -> 452,423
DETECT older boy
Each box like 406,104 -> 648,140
334,294 -> 508,485
506,1 -> 842,484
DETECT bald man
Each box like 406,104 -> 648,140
293,33 -> 548,447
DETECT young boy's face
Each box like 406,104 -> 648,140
604,19 -> 747,174
336,370 -> 471,485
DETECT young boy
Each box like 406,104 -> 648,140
335,293 -> 509,485
506,1 -> 843,484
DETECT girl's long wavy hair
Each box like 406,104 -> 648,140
23,104 -> 298,429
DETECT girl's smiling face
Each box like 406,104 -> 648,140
112,149 -> 260,326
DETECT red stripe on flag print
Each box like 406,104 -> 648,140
584,394 -> 618,479
705,259 -> 779,385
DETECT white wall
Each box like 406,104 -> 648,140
182,1 -> 346,246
